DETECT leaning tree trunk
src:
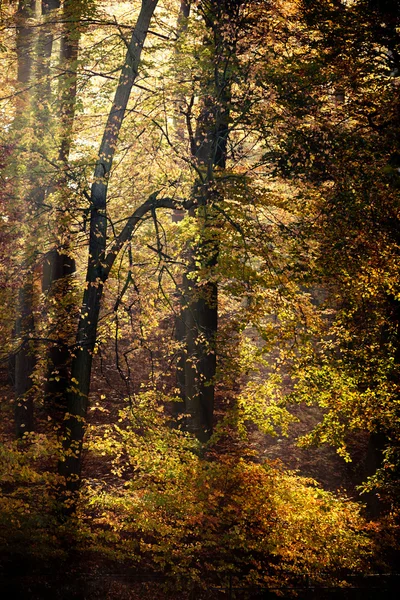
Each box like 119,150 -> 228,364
58,0 -> 159,509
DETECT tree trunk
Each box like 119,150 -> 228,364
15,0 -> 35,96
182,273 -> 217,441
14,0 -> 60,436
14,276 -> 36,437
362,432 -> 387,517
58,0 -> 81,164
58,0 -> 159,508
43,249 -> 76,416
35,1 -> 61,125
14,0 -> 36,437
43,0 -> 82,413
176,0 -> 235,441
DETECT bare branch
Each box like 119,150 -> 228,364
104,194 -> 196,278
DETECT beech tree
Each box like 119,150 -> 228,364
58,0 -> 162,502
9,0 -> 86,435
13,0 -> 37,437
173,0 -> 239,441
264,0 -> 400,510
41,0 -> 85,411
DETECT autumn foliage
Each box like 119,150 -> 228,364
1,0 -> 400,597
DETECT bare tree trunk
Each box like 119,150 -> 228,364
58,0 -> 159,508
14,0 -> 36,437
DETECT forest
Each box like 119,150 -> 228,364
0,0 -> 400,597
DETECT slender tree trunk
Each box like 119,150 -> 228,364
58,0 -> 159,507
43,0 -> 82,413
14,0 -> 64,428
14,0 -> 60,436
173,0 -> 191,412
35,1 -> 60,125
15,0 -> 35,92
14,0 -> 36,437
58,0 -> 81,164
15,275 -> 36,437
43,250 -> 76,416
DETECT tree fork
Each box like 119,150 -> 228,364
58,0 -> 160,510
58,193 -> 192,509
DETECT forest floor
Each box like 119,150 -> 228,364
88,338 -> 372,507
0,343 -> 388,600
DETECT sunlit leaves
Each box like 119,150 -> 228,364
82,396 -> 372,587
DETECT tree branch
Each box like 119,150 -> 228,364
104,195 -> 196,278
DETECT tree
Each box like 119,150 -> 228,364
13,0 -> 37,437
265,0 -> 400,511
165,0 -> 288,441
173,0 -> 238,441
58,0 -> 161,505
41,0 -> 86,413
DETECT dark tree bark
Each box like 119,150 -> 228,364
58,193 -> 192,505
176,0 -> 238,441
43,249 -> 76,416
58,0 -> 160,508
14,0 -> 36,437
14,276 -> 36,437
